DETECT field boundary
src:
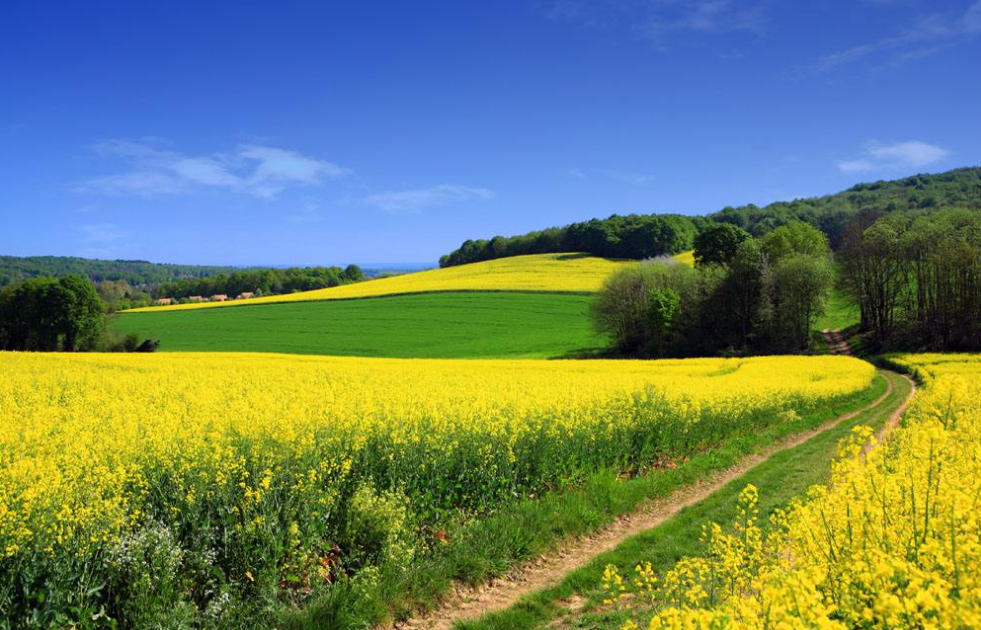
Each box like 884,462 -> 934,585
117,289 -> 598,314
392,371 -> 909,630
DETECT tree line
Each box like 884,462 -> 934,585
439,214 -> 702,267
593,222 -> 833,357
0,255 -> 242,287
440,167 -> 981,266
840,207 -> 981,351
712,167 -> 981,247
0,275 -> 156,352
153,265 -> 364,301
0,256 -> 368,311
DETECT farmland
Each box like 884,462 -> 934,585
123,253 -> 630,312
110,292 -> 602,358
0,352 -> 874,627
587,354 -> 981,630
112,252 -> 695,358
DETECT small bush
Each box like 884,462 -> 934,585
339,484 -> 417,575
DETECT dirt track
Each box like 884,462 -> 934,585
395,368 -> 914,630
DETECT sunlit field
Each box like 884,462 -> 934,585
609,353 -> 981,629
0,352 -> 873,626
124,253 -> 630,312
112,292 -> 602,358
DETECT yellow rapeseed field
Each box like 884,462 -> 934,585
670,250 -> 695,266
0,352 -> 873,624
611,353 -> 981,629
124,253 -> 630,312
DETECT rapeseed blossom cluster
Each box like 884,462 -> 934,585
0,352 -> 872,625
614,353 -> 981,630
124,253 -> 631,312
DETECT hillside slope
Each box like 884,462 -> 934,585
112,292 -> 602,358
124,253 -> 629,312
439,166 -> 981,265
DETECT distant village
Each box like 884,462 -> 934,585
154,291 -> 254,306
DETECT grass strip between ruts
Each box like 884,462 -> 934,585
278,372 -> 895,630
452,370 -> 911,630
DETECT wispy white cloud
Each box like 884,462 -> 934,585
810,1 -> 981,72
363,184 -> 494,214
543,0 -> 768,47
605,169 -> 653,185
238,145 -> 350,199
638,0 -> 766,43
79,139 -> 349,199
288,201 -> 324,225
79,222 -> 128,243
837,140 -> 949,173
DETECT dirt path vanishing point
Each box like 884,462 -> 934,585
395,370 -> 914,630
822,328 -> 853,356
818,328 -> 915,445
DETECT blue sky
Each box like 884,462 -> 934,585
1,1 -> 979,266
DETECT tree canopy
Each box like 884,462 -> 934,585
440,214 -> 703,267
440,166 -> 981,267
0,275 -> 105,351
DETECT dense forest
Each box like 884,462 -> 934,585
0,255 -> 243,286
840,208 -> 981,351
594,221 -> 833,357
439,214 -> 705,267
0,256 -> 367,310
711,166 -> 981,247
441,167 -> 981,264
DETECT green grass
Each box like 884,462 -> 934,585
277,374 -> 895,630
814,286 -> 860,332
452,370 -> 911,630
111,291 -> 603,359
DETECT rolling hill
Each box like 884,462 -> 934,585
112,253 -> 688,357
112,251 -> 698,358
122,252 -> 630,312
111,292 -> 602,358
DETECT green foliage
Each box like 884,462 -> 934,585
0,255 -> 366,310
693,223 -> 751,267
594,231 -> 835,357
591,263 -> 700,355
840,207 -> 981,350
646,288 -> 681,357
453,372 -> 908,630
440,214 -> 699,267
0,275 -> 105,351
759,221 -> 829,263
812,286 -> 860,332
711,166 -> 981,246
766,254 -> 834,350
283,375 -> 896,630
0,255 -> 242,287
111,292 -> 603,359
155,265 -> 364,301
440,166 -> 981,268
339,485 -> 416,574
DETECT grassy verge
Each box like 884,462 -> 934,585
111,291 -> 602,359
813,285 -> 860,332
451,370 -> 910,630
279,374 -> 891,630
